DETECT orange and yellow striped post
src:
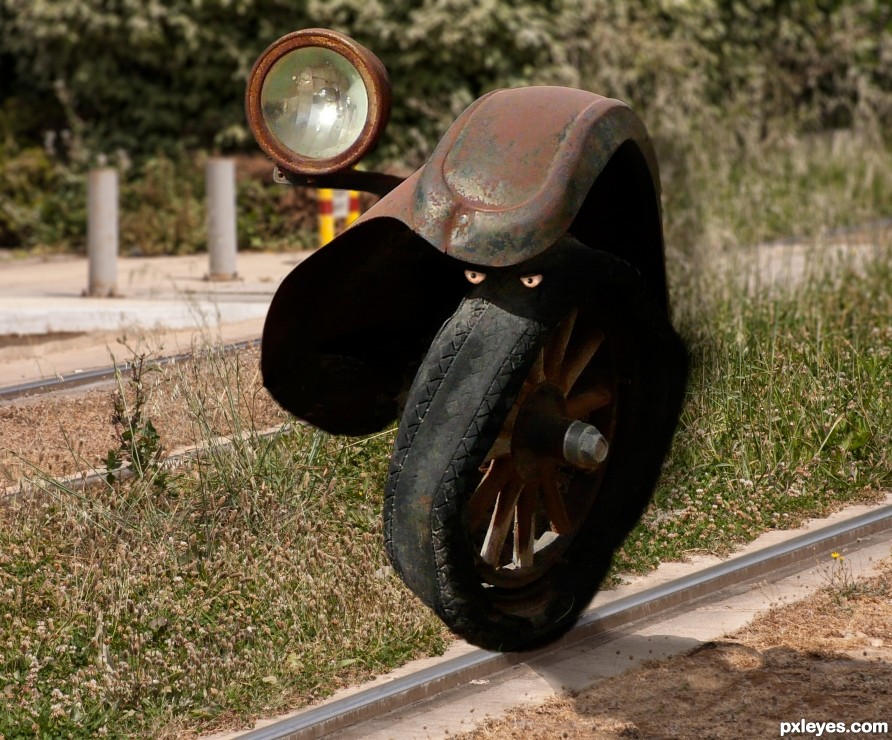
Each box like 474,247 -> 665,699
346,190 -> 361,226
318,188 -> 335,247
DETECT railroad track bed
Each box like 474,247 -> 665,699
455,549 -> 892,740
2,330 -> 890,738
221,499 -> 892,740
0,339 -> 286,491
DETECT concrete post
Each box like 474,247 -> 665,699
86,168 -> 118,297
206,157 -> 238,280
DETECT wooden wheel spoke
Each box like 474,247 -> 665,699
480,481 -> 524,566
471,309 -> 611,575
513,484 -> 539,568
469,458 -> 514,530
486,434 -> 511,461
566,384 -> 613,418
544,309 -> 577,382
528,349 -> 546,386
561,331 -> 605,394
542,475 -> 572,535
486,402 -> 523,461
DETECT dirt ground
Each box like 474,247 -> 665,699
459,560 -> 892,740
0,341 -> 288,488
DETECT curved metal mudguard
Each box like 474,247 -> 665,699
355,86 -> 668,302
263,86 -> 669,434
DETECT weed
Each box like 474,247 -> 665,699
106,350 -> 167,489
823,552 -> 860,605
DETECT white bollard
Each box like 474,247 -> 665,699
86,168 -> 119,297
206,157 -> 238,281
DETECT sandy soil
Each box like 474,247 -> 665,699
0,341 -> 288,488
460,560 -> 892,740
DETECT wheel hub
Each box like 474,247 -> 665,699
511,383 -> 608,481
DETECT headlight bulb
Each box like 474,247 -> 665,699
260,46 -> 369,161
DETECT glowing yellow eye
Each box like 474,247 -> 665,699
464,270 -> 486,284
520,274 -> 543,288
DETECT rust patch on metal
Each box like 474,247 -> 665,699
347,87 -> 661,269
442,88 -> 594,211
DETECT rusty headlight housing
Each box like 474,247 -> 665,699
246,29 -> 391,176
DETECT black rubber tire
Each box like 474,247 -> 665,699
384,246 -> 687,651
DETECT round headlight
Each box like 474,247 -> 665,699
246,29 -> 390,176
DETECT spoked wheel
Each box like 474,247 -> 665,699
472,306 -> 618,589
384,243 -> 687,651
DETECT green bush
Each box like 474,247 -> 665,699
0,148 -> 315,254
0,143 -> 86,251
1,0 -> 890,253
118,154 -> 317,256
3,0 -> 889,164
0,0 -> 312,157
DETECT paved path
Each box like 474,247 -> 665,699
0,251 -> 309,385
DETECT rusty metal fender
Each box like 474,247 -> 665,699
261,218 -> 469,435
353,86 -> 668,304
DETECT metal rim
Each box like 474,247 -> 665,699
469,306 -> 619,588
245,28 -> 391,176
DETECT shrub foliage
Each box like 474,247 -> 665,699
1,0 -> 890,251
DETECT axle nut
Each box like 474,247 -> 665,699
562,420 -> 608,468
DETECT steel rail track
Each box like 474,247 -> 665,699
237,503 -> 892,740
0,338 -> 260,402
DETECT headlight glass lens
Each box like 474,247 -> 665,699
260,46 -> 369,161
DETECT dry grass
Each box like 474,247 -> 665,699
0,346 -> 449,738
663,128 -> 892,256
0,342 -> 287,487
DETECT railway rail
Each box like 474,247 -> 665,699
232,503 -> 892,740
0,338 -> 260,403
